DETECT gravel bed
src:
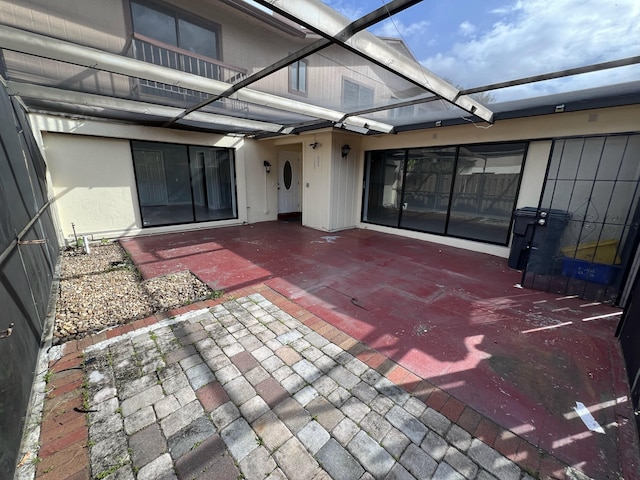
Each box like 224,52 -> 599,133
54,243 -> 217,343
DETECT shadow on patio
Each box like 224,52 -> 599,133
120,221 -> 634,479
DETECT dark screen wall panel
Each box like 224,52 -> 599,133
0,84 -> 60,477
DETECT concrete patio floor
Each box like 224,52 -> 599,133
27,222 -> 639,480
117,222 -> 638,479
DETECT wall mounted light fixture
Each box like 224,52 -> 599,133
341,144 -> 351,158
263,160 -> 271,173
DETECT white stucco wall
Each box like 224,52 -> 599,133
32,115 -> 249,244
43,133 -> 139,242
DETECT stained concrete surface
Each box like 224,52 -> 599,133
121,222 -> 637,479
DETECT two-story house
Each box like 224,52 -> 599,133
1,0 -> 640,476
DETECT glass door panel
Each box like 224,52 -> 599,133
400,147 -> 455,234
363,150 -> 405,227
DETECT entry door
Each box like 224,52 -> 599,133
523,134 -> 640,304
278,151 -> 300,214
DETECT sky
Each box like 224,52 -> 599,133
321,0 -> 640,102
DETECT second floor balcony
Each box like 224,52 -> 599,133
129,33 -> 248,107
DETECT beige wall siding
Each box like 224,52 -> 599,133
166,0 -> 307,72
517,141 -> 552,209
0,0 -> 130,96
0,0 -> 127,52
329,136 -> 361,231
297,132 -> 332,230
243,141 -> 279,224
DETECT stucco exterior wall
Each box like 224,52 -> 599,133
32,115 -> 249,244
30,104 -> 640,255
44,133 -> 139,242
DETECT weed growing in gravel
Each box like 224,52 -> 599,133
208,289 -> 224,300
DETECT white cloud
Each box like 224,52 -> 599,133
373,19 -> 430,38
420,0 -> 640,99
458,21 -> 477,37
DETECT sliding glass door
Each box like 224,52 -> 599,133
400,147 -> 456,234
363,142 -> 527,245
132,141 -> 236,227
363,150 -> 405,227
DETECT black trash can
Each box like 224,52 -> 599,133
508,207 -> 537,269
509,207 -> 571,273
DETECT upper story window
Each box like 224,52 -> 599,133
389,104 -> 415,119
342,78 -> 373,111
130,1 -> 220,60
289,60 -> 308,95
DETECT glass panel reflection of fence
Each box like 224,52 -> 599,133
450,173 -> 519,219
130,37 -> 247,110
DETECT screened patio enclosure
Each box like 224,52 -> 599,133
1,2 -> 640,476
0,0 -> 637,138
0,0 -> 638,300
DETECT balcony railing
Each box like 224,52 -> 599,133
129,34 -> 248,108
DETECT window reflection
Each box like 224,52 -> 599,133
363,150 -> 404,227
400,147 -> 456,234
448,144 -> 526,243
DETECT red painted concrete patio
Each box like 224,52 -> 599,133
121,221 -> 638,479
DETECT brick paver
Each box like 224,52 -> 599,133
26,287 -> 576,480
